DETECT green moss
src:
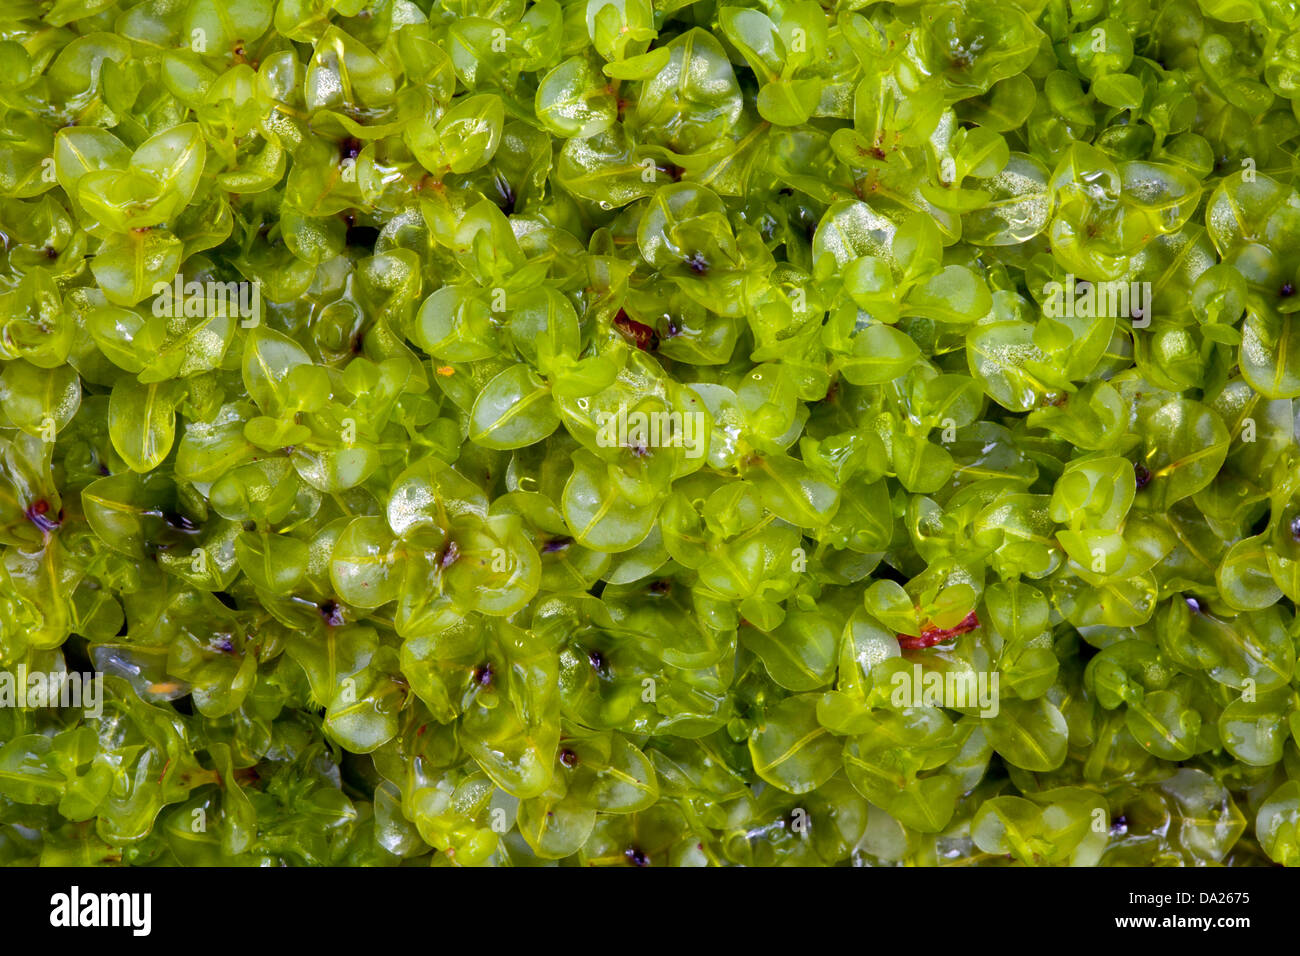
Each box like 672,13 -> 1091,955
0,0 -> 1297,867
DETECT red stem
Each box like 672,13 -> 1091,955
897,610 -> 980,650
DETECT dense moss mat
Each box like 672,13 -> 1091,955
1,0 -> 1299,865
